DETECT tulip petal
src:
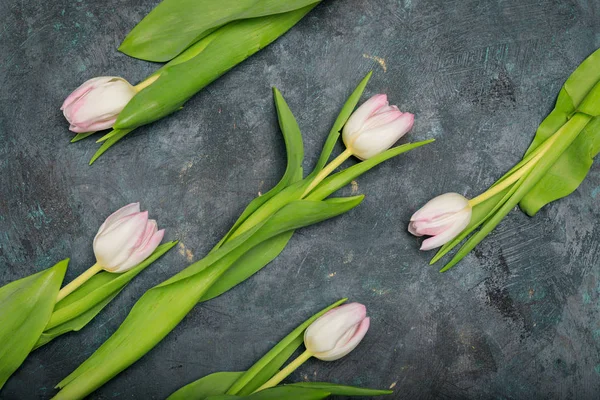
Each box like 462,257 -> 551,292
350,113 -> 414,160
408,222 -> 423,237
96,203 -> 141,237
420,209 -> 472,251
314,317 -> 370,361
113,229 -> 165,273
304,303 -> 366,354
60,77 -> 115,110
342,94 -> 388,145
94,211 -> 149,270
410,193 -> 470,222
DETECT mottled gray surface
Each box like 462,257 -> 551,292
1,0 -> 599,399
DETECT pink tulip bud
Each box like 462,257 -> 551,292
408,193 -> 472,251
304,303 -> 370,361
93,203 -> 165,273
61,77 -> 137,133
342,94 -> 415,160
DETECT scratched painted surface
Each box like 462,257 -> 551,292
1,0 -> 599,399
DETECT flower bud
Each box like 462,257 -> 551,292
342,94 -> 414,160
304,303 -> 370,361
93,203 -> 164,273
408,193 -> 472,250
61,77 -> 137,133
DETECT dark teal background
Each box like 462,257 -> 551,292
0,0 -> 599,398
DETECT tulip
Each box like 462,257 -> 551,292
342,94 -> 415,160
408,193 -> 472,251
256,303 -> 370,392
304,302 -> 370,361
56,203 -> 164,302
61,77 -> 137,133
303,93 -> 415,197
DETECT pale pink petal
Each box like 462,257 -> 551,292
96,203 -> 141,236
304,303 -> 367,354
342,94 -> 388,145
314,317 -> 370,361
420,209 -> 472,250
408,222 -> 423,237
93,211 -> 149,269
411,193 -> 470,222
60,77 -> 115,110
112,229 -> 164,273
351,113 -> 414,160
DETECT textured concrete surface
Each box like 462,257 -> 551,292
1,0 -> 600,399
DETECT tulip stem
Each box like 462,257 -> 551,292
468,130 -> 561,207
56,263 -> 103,303
134,75 -> 160,92
254,350 -> 313,393
302,149 -> 353,197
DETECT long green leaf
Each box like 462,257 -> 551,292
45,241 -> 177,330
310,72 -> 373,176
115,7 -> 316,130
229,386 -> 331,400
519,48 -> 600,216
441,113 -> 592,272
89,128 -> 134,165
119,0 -> 322,62
70,132 -> 95,143
212,87 -> 305,249
53,198 -> 363,400
227,299 -> 347,395
201,231 -> 294,301
306,140 -> 435,201
167,372 -> 244,400
33,290 -> 121,350
288,382 -> 393,396
0,259 -> 68,389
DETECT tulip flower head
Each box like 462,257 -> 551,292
61,77 -> 137,133
342,94 -> 415,160
409,193 -> 472,251
304,302 -> 370,361
93,203 -> 165,273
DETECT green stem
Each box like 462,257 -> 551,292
469,128 -> 562,207
302,148 -> 353,197
56,263 -> 103,303
253,350 -> 313,393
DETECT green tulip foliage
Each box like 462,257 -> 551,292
430,48 -> 600,272
167,299 -> 392,400
0,242 -> 176,390
52,73 -> 433,399
73,2 -> 325,164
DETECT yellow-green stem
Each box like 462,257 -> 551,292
469,130 -> 561,207
56,263 -> 102,302
302,149 -> 353,197
254,350 -> 313,393
134,74 -> 160,92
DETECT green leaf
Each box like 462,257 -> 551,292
201,231 -> 294,301
441,113 -> 592,272
70,132 -> 95,143
237,386 -> 331,400
288,382 -> 393,396
310,72 -> 373,176
33,289 -> 122,350
119,0 -> 322,62
167,371 -> 244,400
0,259 -> 68,389
53,198 -> 363,400
213,88 -> 305,249
115,7 -> 316,130
306,140 -> 435,201
44,241 -> 177,330
89,128 -> 135,165
520,48 -> 600,216
227,299 -> 347,395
